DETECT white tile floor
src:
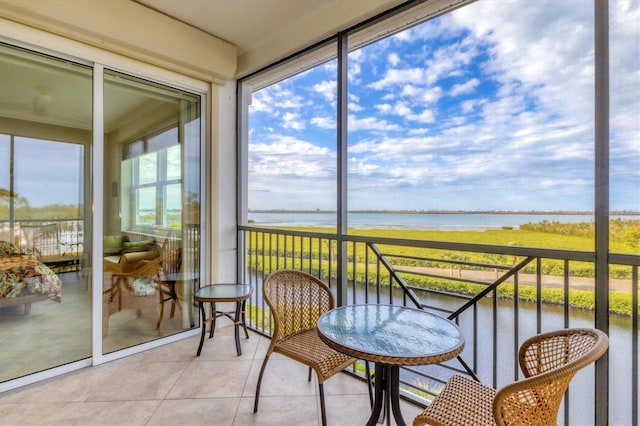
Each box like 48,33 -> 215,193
0,326 -> 423,425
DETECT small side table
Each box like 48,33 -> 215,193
193,283 -> 253,356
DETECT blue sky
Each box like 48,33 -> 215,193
247,0 -> 639,212
0,137 -> 84,208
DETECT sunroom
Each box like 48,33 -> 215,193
0,0 -> 638,425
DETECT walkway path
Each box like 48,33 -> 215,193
401,266 -> 633,293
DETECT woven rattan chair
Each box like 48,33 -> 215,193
102,257 -> 162,338
413,328 -> 608,426
157,239 -> 182,328
253,269 -> 358,426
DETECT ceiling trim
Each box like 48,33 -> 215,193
0,0 -> 238,84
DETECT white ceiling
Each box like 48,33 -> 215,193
135,0 -> 332,56
133,0 -> 406,76
0,0 -> 406,130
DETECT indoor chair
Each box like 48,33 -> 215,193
253,269 -> 359,426
102,257 -> 162,338
157,239 -> 182,328
412,327 -> 608,426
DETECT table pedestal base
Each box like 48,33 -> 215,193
367,363 -> 405,426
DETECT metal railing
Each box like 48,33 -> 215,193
0,218 -> 85,256
238,225 -> 639,426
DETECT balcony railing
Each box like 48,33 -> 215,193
0,219 -> 85,273
238,225 -> 639,426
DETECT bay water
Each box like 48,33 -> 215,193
248,211 -> 638,230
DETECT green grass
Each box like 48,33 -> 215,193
245,220 -> 639,316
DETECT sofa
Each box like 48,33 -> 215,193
103,237 -> 160,274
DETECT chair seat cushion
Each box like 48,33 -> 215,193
413,375 -> 497,426
275,328 -> 356,382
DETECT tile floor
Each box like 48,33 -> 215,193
0,325 -> 423,425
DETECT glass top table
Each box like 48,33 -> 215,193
194,283 -> 252,301
317,304 -> 464,426
193,284 -> 253,356
163,271 -> 200,282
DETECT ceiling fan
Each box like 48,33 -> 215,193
0,86 -> 53,116
32,88 -> 53,116
0,85 -> 90,129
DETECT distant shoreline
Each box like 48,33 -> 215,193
249,209 -> 640,215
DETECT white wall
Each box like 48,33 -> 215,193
209,81 -> 238,283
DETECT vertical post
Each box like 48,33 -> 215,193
594,0 -> 609,424
9,136 -> 16,244
236,81 -> 249,281
336,32 -> 348,307
92,63 -> 105,362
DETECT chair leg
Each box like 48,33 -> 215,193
253,354 -> 271,413
157,296 -> 165,329
308,366 -> 312,382
318,383 -> 327,426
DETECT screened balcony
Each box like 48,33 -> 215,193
2,226 -> 635,425
237,226 -> 638,426
0,0 -> 637,425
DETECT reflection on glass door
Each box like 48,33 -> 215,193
0,44 -> 92,383
102,70 -> 201,353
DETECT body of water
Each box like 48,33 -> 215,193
248,211 -> 639,230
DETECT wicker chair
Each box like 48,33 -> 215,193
102,257 -> 162,338
412,328 -> 608,426
157,240 -> 182,328
253,269 -> 358,426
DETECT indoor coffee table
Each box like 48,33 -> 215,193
317,304 -> 464,426
193,283 -> 253,356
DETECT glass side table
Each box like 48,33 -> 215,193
193,283 -> 253,356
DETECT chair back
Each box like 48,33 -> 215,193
494,328 -> 609,425
20,223 -> 60,258
160,238 -> 182,276
262,269 -> 335,343
127,257 -> 163,279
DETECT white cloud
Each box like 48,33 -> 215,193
348,92 -> 363,112
310,116 -> 335,129
420,87 -> 443,104
282,112 -> 305,130
460,98 -> 483,113
369,68 -> 426,90
313,80 -> 336,102
407,109 -> 436,123
450,78 -> 480,97
392,101 -> 412,116
388,52 -> 400,66
248,136 -> 337,209
348,115 -> 401,132
349,102 -> 364,112
251,83 -> 308,115
248,0 -> 639,211
374,103 -> 393,114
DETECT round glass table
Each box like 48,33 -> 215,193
193,283 -> 253,356
317,304 -> 464,426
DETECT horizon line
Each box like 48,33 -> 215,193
248,209 -> 640,215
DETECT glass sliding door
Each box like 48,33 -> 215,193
102,70 -> 201,353
0,44 -> 92,382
